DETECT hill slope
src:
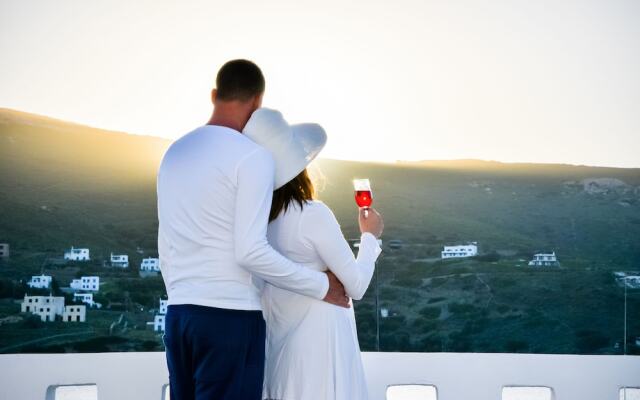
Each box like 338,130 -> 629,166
1,108 -> 639,354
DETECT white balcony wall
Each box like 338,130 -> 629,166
0,352 -> 638,400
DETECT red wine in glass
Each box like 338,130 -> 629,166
354,179 -> 373,215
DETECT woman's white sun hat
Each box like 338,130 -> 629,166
243,108 -> 327,189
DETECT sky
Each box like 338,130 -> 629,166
1,0 -> 639,167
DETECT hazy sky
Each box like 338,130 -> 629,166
1,0 -> 639,167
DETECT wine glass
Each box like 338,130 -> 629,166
353,178 -> 373,217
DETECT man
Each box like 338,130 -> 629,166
157,59 -> 349,400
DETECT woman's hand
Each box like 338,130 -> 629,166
358,208 -> 384,238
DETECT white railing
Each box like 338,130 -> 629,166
0,352 -> 638,400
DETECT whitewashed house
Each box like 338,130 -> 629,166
0,243 -> 9,259
27,275 -> 52,289
159,299 -> 168,315
64,247 -> 90,261
21,295 -> 65,322
73,293 -> 102,309
153,315 -> 166,332
442,243 -> 478,259
528,252 -> 559,267
62,305 -> 86,322
140,258 -> 160,272
110,253 -> 129,268
150,298 -> 168,332
623,276 -> 640,289
70,276 -> 100,291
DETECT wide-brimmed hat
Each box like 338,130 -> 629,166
243,108 -> 327,189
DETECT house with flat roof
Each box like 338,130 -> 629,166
62,305 -> 86,322
73,293 -> 101,308
442,243 -> 478,259
140,258 -> 160,272
70,276 -> 100,291
0,243 -> 9,259
149,298 -> 168,332
528,252 -> 559,267
64,247 -> 90,261
20,295 -> 65,322
27,274 -> 52,289
110,253 -> 129,268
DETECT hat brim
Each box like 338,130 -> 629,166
274,123 -> 326,189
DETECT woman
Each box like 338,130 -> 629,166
243,108 -> 384,400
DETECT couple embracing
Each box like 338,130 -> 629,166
157,59 -> 384,400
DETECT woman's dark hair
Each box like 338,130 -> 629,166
216,59 -> 265,102
269,169 -> 315,222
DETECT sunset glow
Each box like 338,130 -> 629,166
1,0 -> 639,167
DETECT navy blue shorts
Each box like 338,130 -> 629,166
163,304 -> 266,400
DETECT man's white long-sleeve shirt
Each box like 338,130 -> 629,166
157,125 -> 329,311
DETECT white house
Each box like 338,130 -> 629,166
21,295 -> 65,322
0,243 -> 9,259
623,276 -> 640,289
528,252 -> 559,267
159,299 -> 168,315
64,247 -> 90,261
27,275 -> 52,289
442,243 -> 478,259
140,258 -> 160,272
70,276 -> 100,292
62,305 -> 86,322
73,293 -> 102,309
110,253 -> 129,268
150,298 -> 168,332
153,315 -> 166,332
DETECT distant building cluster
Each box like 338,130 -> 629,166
25,273 -> 103,309
439,242 -> 561,268
441,243 -> 478,259
63,246 -> 161,276
21,295 -> 86,322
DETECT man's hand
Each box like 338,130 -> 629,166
322,271 -> 350,308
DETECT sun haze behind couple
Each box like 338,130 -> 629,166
157,59 -> 384,400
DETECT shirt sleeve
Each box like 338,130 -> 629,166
233,147 -> 329,300
300,202 -> 382,300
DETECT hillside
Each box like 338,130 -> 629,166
0,108 -> 639,355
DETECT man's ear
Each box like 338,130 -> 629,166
211,88 -> 218,104
253,92 -> 264,110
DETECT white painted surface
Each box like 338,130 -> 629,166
502,386 -> 552,400
0,352 -> 638,400
387,384 -> 437,400
54,385 -> 97,400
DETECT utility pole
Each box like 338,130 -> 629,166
375,264 -> 380,352
624,277 -> 627,355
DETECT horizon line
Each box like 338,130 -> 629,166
2,106 -> 639,171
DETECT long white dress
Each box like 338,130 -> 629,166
261,200 -> 382,400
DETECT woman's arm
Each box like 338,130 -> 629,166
300,202 -> 382,300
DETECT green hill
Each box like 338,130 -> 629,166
0,108 -> 638,355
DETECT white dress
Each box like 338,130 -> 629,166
261,200 -> 382,400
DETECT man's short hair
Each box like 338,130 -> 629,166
215,59 -> 265,102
